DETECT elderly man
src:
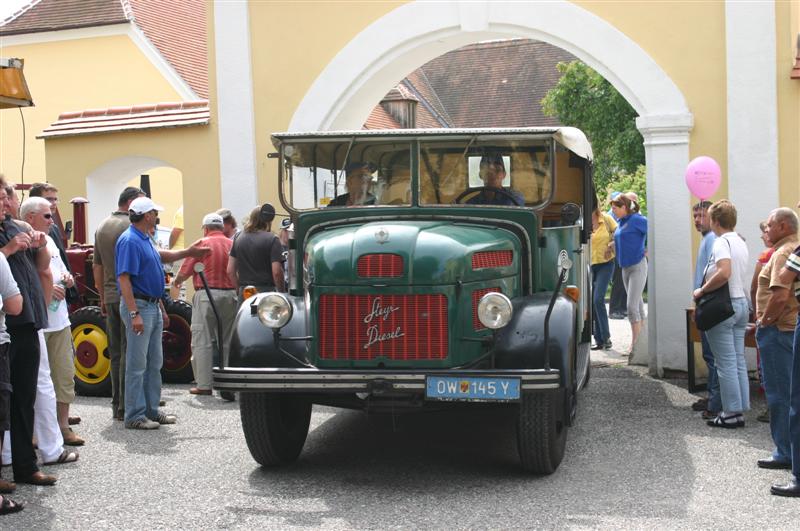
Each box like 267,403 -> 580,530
0,177 -> 56,486
173,213 -> 237,396
771,230 -> 800,496
21,197 -> 84,448
215,208 -> 238,239
755,207 -> 800,473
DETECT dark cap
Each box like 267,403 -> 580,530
259,203 -> 276,223
118,186 -> 144,206
480,153 -> 505,170
344,161 -> 376,175
280,218 -> 291,229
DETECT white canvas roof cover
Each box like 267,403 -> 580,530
271,127 -> 593,161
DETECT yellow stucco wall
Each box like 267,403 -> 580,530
43,125 -> 218,246
778,0 -> 800,207
0,32 -> 182,184
244,1 -> 402,210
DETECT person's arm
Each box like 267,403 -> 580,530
93,263 -> 106,311
31,232 -> 53,304
777,264 -> 799,286
168,227 -> 183,250
158,239 -> 210,263
118,273 -> 143,335
159,298 -> 170,329
694,258 -> 731,300
750,262 -> 763,310
760,286 -> 790,327
3,293 -> 22,316
0,231 -> 31,258
226,256 -> 238,290
272,261 -> 285,292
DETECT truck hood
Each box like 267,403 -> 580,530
304,221 -> 520,285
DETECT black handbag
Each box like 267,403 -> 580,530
694,238 -> 735,331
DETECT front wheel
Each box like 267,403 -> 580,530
240,393 -> 312,466
161,299 -> 194,383
516,390 -> 567,474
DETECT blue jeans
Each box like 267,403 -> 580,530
591,260 -> 614,344
705,297 -> 749,413
791,315 -> 800,479
121,299 -> 163,424
701,332 -> 722,413
756,324 -> 794,462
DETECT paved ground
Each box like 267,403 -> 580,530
3,315 -> 797,529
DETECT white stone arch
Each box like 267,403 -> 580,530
85,155 -> 172,243
289,0 -> 694,374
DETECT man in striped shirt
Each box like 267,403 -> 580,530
173,213 -> 238,397
773,242 -> 800,497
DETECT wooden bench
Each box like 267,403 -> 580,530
685,308 -> 758,392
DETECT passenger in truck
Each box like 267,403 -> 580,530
327,162 -> 376,207
466,154 -> 524,206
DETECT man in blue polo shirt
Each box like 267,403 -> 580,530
116,197 -> 176,430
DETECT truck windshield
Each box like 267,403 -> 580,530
419,137 -> 551,208
281,140 -> 412,210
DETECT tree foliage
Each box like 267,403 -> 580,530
541,61 -> 645,193
604,165 -> 647,216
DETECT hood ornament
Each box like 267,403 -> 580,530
374,227 -> 389,244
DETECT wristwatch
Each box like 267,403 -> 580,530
129,310 -> 140,319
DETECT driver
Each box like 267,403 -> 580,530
466,154 -> 524,206
327,162 -> 376,207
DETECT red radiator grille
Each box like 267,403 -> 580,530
472,250 -> 513,270
357,254 -> 404,278
472,287 -> 500,330
319,294 -> 448,360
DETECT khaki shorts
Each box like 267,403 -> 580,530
45,326 -> 76,403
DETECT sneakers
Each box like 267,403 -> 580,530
152,413 -> 177,425
691,398 -> 709,412
125,417 -> 160,430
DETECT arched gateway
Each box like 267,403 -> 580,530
289,1 -> 695,375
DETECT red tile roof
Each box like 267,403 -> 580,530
128,0 -> 208,98
1,0 -> 208,99
37,100 -> 209,138
0,0 -> 130,35
363,104 -> 401,130
366,39 -> 576,129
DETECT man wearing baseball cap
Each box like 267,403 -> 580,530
327,162 -> 377,207
173,213 -> 237,397
115,197 -> 177,429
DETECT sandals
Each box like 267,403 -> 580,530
0,495 -> 23,515
707,413 -> 745,429
43,449 -> 80,465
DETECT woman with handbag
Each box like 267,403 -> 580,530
609,193 -> 648,355
591,207 -> 617,350
692,200 -> 750,428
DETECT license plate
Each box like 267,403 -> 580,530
425,376 -> 521,402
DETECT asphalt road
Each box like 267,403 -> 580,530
2,360 -> 796,530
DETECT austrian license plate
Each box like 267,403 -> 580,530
425,376 -> 521,402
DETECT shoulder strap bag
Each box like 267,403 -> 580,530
694,237 -> 735,331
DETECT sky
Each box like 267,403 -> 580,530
1,0 -> 31,23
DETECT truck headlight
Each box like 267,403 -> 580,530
477,292 -> 513,329
257,293 -> 293,329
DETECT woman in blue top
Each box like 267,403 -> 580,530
609,193 -> 648,355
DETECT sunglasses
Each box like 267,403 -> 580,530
42,213 -> 53,219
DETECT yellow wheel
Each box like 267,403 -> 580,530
71,306 -> 112,396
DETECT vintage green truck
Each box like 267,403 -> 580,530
214,127 -> 595,474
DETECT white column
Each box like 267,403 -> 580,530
213,1 -> 258,222
725,1 -> 779,270
636,114 -> 694,375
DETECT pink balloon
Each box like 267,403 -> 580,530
685,156 -> 721,200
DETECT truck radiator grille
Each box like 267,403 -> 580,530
357,253 -> 403,277
318,294 -> 448,360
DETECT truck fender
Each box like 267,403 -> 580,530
228,294 -> 309,368
492,293 -> 576,386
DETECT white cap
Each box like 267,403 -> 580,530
129,197 -> 164,214
202,213 -> 224,226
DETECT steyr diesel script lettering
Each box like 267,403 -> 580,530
363,297 -> 404,349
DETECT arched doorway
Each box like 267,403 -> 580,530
288,1 -> 694,375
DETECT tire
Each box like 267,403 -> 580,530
240,392 -> 312,466
517,390 -> 568,474
71,306 -> 113,396
161,299 -> 194,383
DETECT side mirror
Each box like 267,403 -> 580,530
193,262 -> 205,273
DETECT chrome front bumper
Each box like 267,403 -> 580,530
212,367 -> 561,393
